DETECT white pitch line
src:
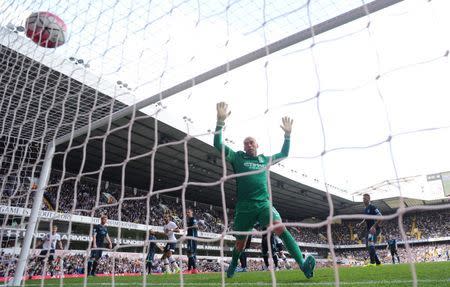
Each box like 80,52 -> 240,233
22,278 -> 450,286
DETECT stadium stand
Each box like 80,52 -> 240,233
2,170 -> 449,245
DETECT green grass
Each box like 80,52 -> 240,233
25,261 -> 450,287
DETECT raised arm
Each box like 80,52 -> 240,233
270,117 -> 293,162
214,102 -> 236,162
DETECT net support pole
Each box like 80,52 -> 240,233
10,143 -> 55,287
54,0 -> 403,147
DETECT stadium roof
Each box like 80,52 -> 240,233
0,27 -> 356,220
0,28 -> 128,144
2,27 -> 448,221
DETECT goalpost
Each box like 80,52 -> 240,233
1,0 -> 449,286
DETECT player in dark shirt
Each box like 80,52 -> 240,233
87,215 -> 112,276
356,194 -> 382,266
146,230 -> 163,274
262,232 -> 278,270
186,208 -> 199,274
240,228 -> 281,271
387,237 -> 400,264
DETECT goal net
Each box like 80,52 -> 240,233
0,0 -> 449,286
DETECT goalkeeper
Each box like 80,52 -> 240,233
214,102 -> 315,279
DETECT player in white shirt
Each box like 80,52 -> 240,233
36,225 -> 63,275
161,215 -> 180,274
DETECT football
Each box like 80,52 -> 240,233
25,11 -> 67,48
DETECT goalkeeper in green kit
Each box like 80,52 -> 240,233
214,102 -> 315,279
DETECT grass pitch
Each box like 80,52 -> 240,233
25,261 -> 450,287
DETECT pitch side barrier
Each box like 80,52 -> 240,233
0,232 -> 240,255
0,204 -> 234,240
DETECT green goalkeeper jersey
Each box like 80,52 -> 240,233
214,124 -> 290,205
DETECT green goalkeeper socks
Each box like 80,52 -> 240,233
227,247 -> 241,278
231,247 -> 241,267
280,229 -> 304,267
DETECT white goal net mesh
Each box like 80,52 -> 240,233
0,0 -> 449,286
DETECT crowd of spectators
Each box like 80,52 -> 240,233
287,210 -> 450,246
0,174 -> 227,234
335,243 -> 450,265
40,175 -> 228,234
1,172 -> 449,246
0,252 -> 143,278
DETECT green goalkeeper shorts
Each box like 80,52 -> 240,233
233,200 -> 281,240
